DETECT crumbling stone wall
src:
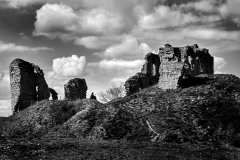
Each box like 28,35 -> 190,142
10,59 -> 50,113
141,53 -> 160,85
64,78 -> 88,100
125,53 -> 160,96
158,44 -> 214,89
125,44 -> 214,95
49,88 -> 58,100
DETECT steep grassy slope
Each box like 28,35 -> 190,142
2,74 -> 240,147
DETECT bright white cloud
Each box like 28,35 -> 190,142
94,36 -> 153,59
0,41 -> 53,54
214,56 -> 227,71
0,100 -> 11,117
98,59 -> 144,70
52,55 -> 87,77
0,72 -> 11,100
34,3 -> 130,39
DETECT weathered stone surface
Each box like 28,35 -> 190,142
10,59 -> 50,113
49,88 -> 58,100
141,53 -> 160,85
125,44 -> 214,95
10,59 -> 37,113
32,64 -> 50,101
158,44 -> 214,89
64,78 -> 88,100
125,53 -> 159,96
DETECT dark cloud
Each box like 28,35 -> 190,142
0,4 -> 43,36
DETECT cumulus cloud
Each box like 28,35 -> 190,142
98,59 -> 144,70
94,36 -> 153,59
0,100 -> 11,117
0,41 -> 53,54
34,3 -> 130,39
214,56 -> 227,72
52,55 -> 87,77
0,72 -> 11,100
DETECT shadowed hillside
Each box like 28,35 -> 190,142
2,74 -> 240,148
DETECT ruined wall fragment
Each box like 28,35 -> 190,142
10,59 -> 50,113
64,78 -> 88,100
124,53 -> 159,96
49,88 -> 58,100
10,59 -> 37,113
158,44 -> 214,89
141,53 -> 160,85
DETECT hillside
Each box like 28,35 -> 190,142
2,74 -> 240,148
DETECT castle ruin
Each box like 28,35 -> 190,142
64,78 -> 88,100
125,44 -> 214,95
10,59 -> 56,113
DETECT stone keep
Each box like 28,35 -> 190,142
125,44 -> 214,95
158,44 -> 214,89
64,78 -> 88,100
10,59 -> 50,113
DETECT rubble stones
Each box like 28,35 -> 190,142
64,78 -> 88,100
10,59 -> 50,113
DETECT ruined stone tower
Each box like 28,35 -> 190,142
10,59 -> 50,113
64,78 -> 88,100
158,44 -> 214,89
124,44 -> 214,95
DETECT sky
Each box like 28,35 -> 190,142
0,0 -> 240,116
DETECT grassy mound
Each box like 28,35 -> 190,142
2,99 -> 100,138
2,74 -> 240,147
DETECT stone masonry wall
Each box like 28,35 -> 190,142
64,78 -> 88,100
10,59 -> 50,113
125,44 -> 214,95
158,44 -> 214,90
125,53 -> 160,96
10,59 -> 37,113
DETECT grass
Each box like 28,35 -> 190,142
1,138 -> 240,160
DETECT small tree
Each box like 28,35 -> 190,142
98,83 -> 125,103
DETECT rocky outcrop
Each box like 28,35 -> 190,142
10,59 -> 50,113
158,44 -> 214,89
125,53 -> 160,96
64,78 -> 88,100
